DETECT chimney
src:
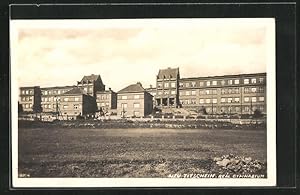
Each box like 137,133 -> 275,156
150,84 -> 152,88
109,87 -> 111,91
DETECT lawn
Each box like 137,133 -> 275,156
18,128 -> 267,177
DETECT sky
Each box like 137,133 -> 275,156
11,19 -> 274,91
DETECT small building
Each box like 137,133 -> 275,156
59,87 -> 97,119
19,86 -> 41,112
117,82 -> 153,117
77,74 -> 105,97
96,88 -> 117,113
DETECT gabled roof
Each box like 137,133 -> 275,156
80,74 -> 102,83
157,67 -> 179,79
62,87 -> 84,95
118,82 -> 145,93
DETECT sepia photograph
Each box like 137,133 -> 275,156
10,18 -> 276,187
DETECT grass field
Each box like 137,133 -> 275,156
18,128 -> 267,178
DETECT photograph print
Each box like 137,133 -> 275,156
10,18 -> 276,187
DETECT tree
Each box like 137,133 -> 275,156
18,101 -> 23,113
199,106 -> 207,115
32,103 -> 43,119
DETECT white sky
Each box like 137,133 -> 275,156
11,19 -> 273,91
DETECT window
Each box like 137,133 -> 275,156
89,87 -> 93,92
251,87 -> 257,93
251,78 -> 257,84
133,111 -> 140,116
234,79 -> 240,84
228,98 -> 232,103
97,103 -> 101,107
212,81 -> 217,86
171,82 -> 176,88
101,103 -> 105,107
244,106 -> 250,112
21,90 -> 25,94
259,97 -> 265,102
63,105 -> 68,109
244,88 -> 249,93
199,81 -> 204,86
158,91 -> 163,95
191,82 -> 196,87
164,83 -> 169,88
191,99 -> 196,104
74,97 -> 79,101
134,95 -> 140,99
22,97 -> 25,101
157,83 -> 162,88
258,87 -> 264,93
191,90 -> 196,95
29,104 -> 32,108
64,98 -> 69,102
212,99 -> 217,104
44,91 -> 48,95
259,106 -> 264,111
58,90 -> 61,94
171,90 -> 176,95
205,90 -> 210,95
259,78 -> 264,83
212,89 -> 217,94
199,90 -> 205,95
251,97 -> 257,102
244,97 -> 249,102
133,103 -> 140,108
228,80 -> 232,85
244,79 -> 249,84
121,96 -> 127,100
206,99 -> 211,104
29,90 -> 33,94
164,91 -> 169,95
179,83 -> 184,87
234,97 -> 240,102
221,98 -> 226,103
25,90 -> 29,95
185,91 -> 190,96
185,83 -> 189,87
199,99 -> 204,104
84,88 -> 88,92
221,80 -> 226,85
73,104 -> 79,109
48,104 -> 52,108
49,91 -> 52,95
105,102 -> 109,106
121,103 -> 127,108
206,81 -> 210,86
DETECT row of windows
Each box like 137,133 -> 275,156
21,96 -> 33,101
204,105 -> 265,113
179,77 -> 264,88
120,103 -> 140,108
97,94 -> 110,100
180,96 -> 265,105
244,87 -> 265,93
21,90 -> 33,95
42,97 -> 81,102
157,82 -> 176,88
97,102 -> 110,107
157,90 -> 176,95
118,95 -> 141,100
22,103 -> 32,108
62,104 -> 80,109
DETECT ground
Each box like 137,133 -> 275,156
18,128 -> 267,178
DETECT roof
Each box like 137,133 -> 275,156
118,82 -> 145,93
80,74 -> 102,83
157,67 -> 179,79
62,87 -> 84,95
40,85 -> 76,90
180,72 -> 267,81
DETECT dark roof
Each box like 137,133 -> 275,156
40,85 -> 76,90
118,82 -> 145,93
157,67 -> 179,79
62,87 -> 84,95
80,74 -> 102,83
180,72 -> 267,81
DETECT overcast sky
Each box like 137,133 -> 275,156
11,19 -> 273,91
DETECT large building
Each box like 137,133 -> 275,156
40,85 -> 75,113
59,87 -> 97,119
96,88 -> 117,113
178,73 -> 266,114
19,86 -> 41,112
77,74 -> 105,97
117,82 -> 153,117
155,67 -> 180,108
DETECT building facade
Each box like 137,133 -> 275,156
19,86 -> 41,112
77,74 -> 105,97
155,67 -> 180,108
59,87 -> 97,119
178,73 -> 267,114
96,88 -> 117,113
117,82 -> 153,117
40,86 -> 75,113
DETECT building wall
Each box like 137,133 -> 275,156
96,90 -> 117,112
77,79 -> 105,97
59,95 -> 84,118
155,76 -> 179,108
19,87 -> 41,112
178,73 -> 266,114
117,92 -> 152,117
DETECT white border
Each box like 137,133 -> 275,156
10,18 -> 276,188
